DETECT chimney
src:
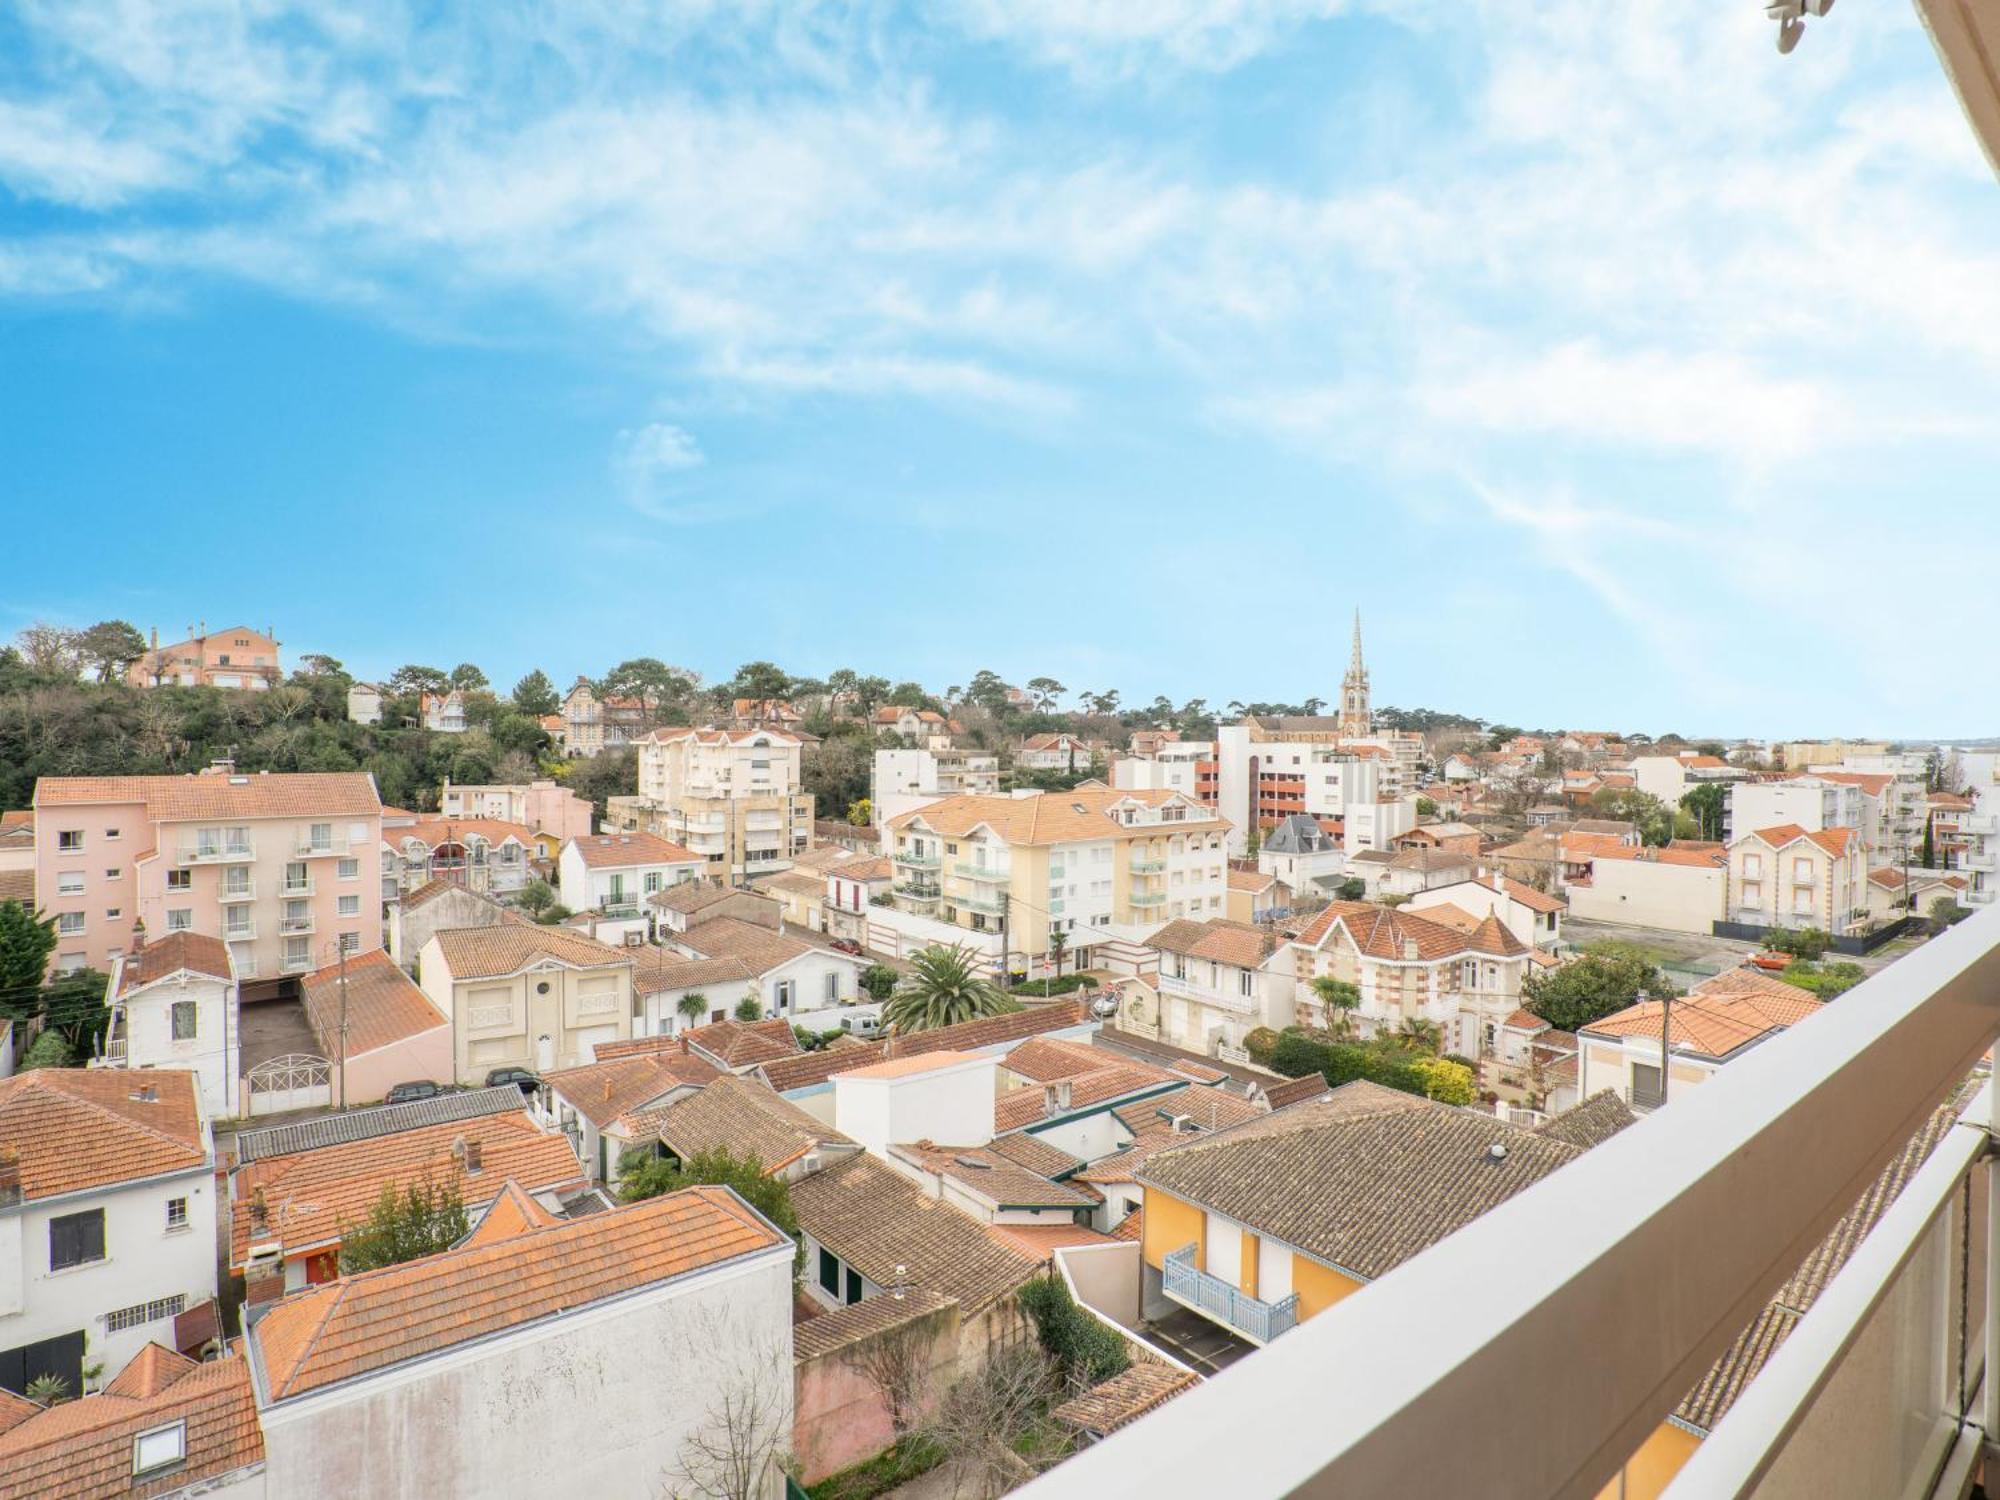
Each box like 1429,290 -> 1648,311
463,1138 -> 483,1175
0,1147 -> 19,1208
244,1248 -> 286,1309
1043,1079 -> 1073,1117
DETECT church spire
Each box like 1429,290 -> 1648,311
1339,608 -> 1371,739
1349,609 -> 1364,675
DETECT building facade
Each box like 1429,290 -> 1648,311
127,625 -> 281,691
617,728 -> 814,882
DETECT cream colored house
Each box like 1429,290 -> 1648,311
417,924 -> 636,1082
615,727 -> 814,882
1141,917 -> 1295,1058
1726,824 -> 1867,934
1577,967 -> 1823,1112
1559,836 -> 1728,936
883,788 -> 1230,973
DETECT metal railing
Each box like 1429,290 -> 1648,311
223,923 -> 256,942
1129,890 -> 1167,908
1162,1245 -> 1301,1345
1130,857 -> 1167,874
177,841 -> 253,865
295,834 -> 350,856
1024,906 -> 2000,1500
279,913 -> 315,935
281,878 -> 314,897
954,862 -> 1008,882
894,850 -> 942,869
895,884 -> 942,902
219,880 -> 255,902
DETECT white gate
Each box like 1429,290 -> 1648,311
245,1053 -> 332,1116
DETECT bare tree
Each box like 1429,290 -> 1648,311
15,621 -> 80,675
662,1334 -> 793,1500
840,1315 -> 941,1441
921,1346 -> 1059,1499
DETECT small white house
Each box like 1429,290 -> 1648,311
0,1068 -> 219,1396
100,933 -> 240,1119
667,917 -> 868,1027
558,832 -> 706,916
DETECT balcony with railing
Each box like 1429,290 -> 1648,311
223,921 -> 257,943
177,839 -> 254,865
958,892 -> 1005,915
281,877 -> 315,897
1130,857 -> 1167,874
894,848 -> 942,869
954,861 -> 1008,883
1162,1245 -> 1301,1346
1128,889 -> 1167,908
279,911 -> 315,935
219,879 -> 255,903
1024,907 -> 2000,1500
295,833 -> 351,857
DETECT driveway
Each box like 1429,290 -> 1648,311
237,997 -> 323,1072
1137,1305 -> 1257,1376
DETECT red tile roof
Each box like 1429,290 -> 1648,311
35,771 -> 380,821
0,1068 -> 206,1201
251,1186 -> 783,1400
565,832 -> 704,869
543,1052 -> 719,1129
299,949 -> 446,1060
115,932 -> 234,997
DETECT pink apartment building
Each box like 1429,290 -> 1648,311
33,767 -> 385,988
439,778 -> 595,842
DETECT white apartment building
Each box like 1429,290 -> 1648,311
0,1069 -> 219,1398
619,728 -> 814,882
871,745 -> 1001,829
1111,741 -> 1216,804
1726,776 -> 1879,850
440,779 -> 595,842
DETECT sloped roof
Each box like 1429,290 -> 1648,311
682,1015 -> 803,1069
893,1142 -> 1098,1211
886,788 -> 1226,846
0,1349 -> 263,1498
299,949 -> 446,1060
1294,901 -> 1484,963
461,1178 -> 564,1248
430,923 -> 629,979
674,916 -> 824,975
543,1052 -> 720,1129
1580,979 -> 1822,1061
1052,1362 -> 1198,1435
115,932 -> 234,997
757,1000 -> 1090,1093
35,770 -> 380,820
1145,918 -> 1275,969
250,1186 -> 784,1401
790,1154 -> 1037,1314
1140,1083 -> 1580,1280
629,948 -> 758,998
650,881 -> 779,914
792,1285 -> 955,1363
0,1068 -> 206,1201
629,1075 -> 852,1173
234,1086 -> 525,1163
1532,1090 -> 1638,1151
565,832 -> 703,869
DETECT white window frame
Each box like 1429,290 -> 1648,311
132,1421 -> 186,1476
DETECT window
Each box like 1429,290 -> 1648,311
50,1208 -> 105,1270
825,971 -> 840,1002
104,908 -> 120,920
166,869 -> 191,891
57,829 -> 83,851
166,908 -> 192,932
56,912 -> 85,935
338,931 -> 360,954
107,1293 -> 186,1332
104,869 -> 119,880
170,1001 -> 197,1041
132,1421 -> 186,1476
845,1267 -> 863,1305
57,872 -> 84,896
1239,968 -> 1255,997
337,895 -> 360,917
1794,858 -> 1814,883
309,822 -> 332,850
775,980 -> 795,1011
1744,853 -> 1762,878
644,871 -> 663,894
818,1247 -> 841,1296
337,858 -> 358,880
165,1198 -> 189,1231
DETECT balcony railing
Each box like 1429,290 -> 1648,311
895,883 -> 942,902
1162,1245 -> 1300,1346
954,862 -> 1008,882
1130,857 -> 1167,874
219,881 -> 255,902
177,841 -> 254,865
281,878 -> 314,897
279,953 -> 312,975
958,893 -> 1004,915
295,835 -> 351,857
279,913 -> 315,935
599,897 -> 640,917
223,923 -> 256,942
1129,890 -> 1167,908
1024,906 -> 2000,1500
894,850 -> 942,869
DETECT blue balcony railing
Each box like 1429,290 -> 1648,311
1162,1244 -> 1300,1345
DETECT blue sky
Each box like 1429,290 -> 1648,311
2,2 -> 1997,738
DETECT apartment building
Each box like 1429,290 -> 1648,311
382,818 -> 537,900
870,744 -> 1001,826
126,624 -> 281,690
882,788 -> 1231,972
617,727 -> 814,881
1630,752 -> 1752,805
559,677 -> 649,756
1726,775 -> 1879,850
557,832 -> 704,916
1111,739 -> 1218,806
440,778 -> 594,842
32,769 -> 384,986
1726,823 -> 1868,934
1215,724 -> 1417,855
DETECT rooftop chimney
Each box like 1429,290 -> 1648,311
244,1247 -> 285,1309
1043,1079 -> 1073,1117
463,1139 -> 483,1174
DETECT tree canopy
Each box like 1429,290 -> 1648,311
884,944 -> 1019,1032
1524,942 -> 1677,1032
338,1177 -> 469,1273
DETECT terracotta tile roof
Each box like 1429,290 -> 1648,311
886,788 -> 1227,846
429,923 -> 629,980
299,949 -> 446,1060
0,1389 -> 38,1437
1144,918 -> 1277,969
0,1350 -> 264,1500
842,1049 -> 984,1081
115,932 -> 234,997
1676,1097 -> 1965,1431
565,831 -> 704,869
628,1075 -> 852,1172
989,1221 -> 1120,1259
761,870 -> 831,900
1110,1207 -> 1143,1241
104,1342 -> 198,1400
994,1058 -> 1181,1131
0,1068 -> 206,1201
1502,1007 -> 1548,1032
829,855 -> 893,882
757,1000 -> 1090,1093
1815,771 -> 1894,796
0,870 -> 30,906
790,1154 -> 1037,1314
0,809 -> 31,841
893,1142 -> 1098,1210
543,1052 -> 719,1129
1532,1090 -> 1638,1150
1562,834 -> 1728,869
999,1037 -> 1113,1084
1141,1083 -> 1580,1279
674,915 -> 824,975
461,1178 -> 564,1247
984,1130 -> 1085,1178
649,881 -> 778,914
1260,1075 -> 1334,1110
251,1185 -> 785,1400
386,817 -> 534,852
1051,1361 -> 1198,1435
683,1015 -> 804,1069
230,1110 -> 584,1267
1580,979 -> 1822,1060
1739,823 -> 1859,859
629,948 -> 758,997
1387,847 -> 1477,874
792,1285 -> 955,1363
1294,901 -> 1481,962
1226,868 -> 1277,893
34,770 -> 381,821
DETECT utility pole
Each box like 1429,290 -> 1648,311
1656,989 -> 1673,1110
336,940 -> 350,1111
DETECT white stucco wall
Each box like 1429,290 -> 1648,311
116,972 -> 239,1118
833,1054 -> 997,1155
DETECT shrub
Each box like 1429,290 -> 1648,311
1017,1276 -> 1130,1386
19,1030 -> 71,1071
1765,925 -> 1832,961
860,963 -> 900,1001
1413,1055 -> 1476,1105
1011,973 -> 1092,997
1242,1026 -> 1280,1065
1779,960 -> 1866,1000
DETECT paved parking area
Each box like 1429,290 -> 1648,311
237,997 -> 322,1072
1138,1306 -> 1258,1375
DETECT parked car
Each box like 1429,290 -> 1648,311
829,937 -> 863,955
384,1080 -> 442,1105
485,1066 -> 541,1094
843,1013 -> 883,1039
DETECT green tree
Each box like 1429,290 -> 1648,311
0,901 -> 57,1012
1335,878 -> 1367,901
1524,943 -> 1675,1032
1018,1275 -> 1130,1386
1415,795 -> 1438,817
678,992 -> 711,1027
1310,976 -> 1361,1039
23,1372 -> 72,1405
388,664 -> 450,697
847,797 -> 872,827
1413,1055 -> 1475,1104
1025,677 -> 1065,712
601,657 -> 697,719
1921,817 -> 1936,870
1047,929 -> 1069,979
297,653 -> 346,678
448,663 -> 489,692
734,993 -> 764,1022
1765,926 -> 1831,961
860,964 -> 899,1001
618,1147 -> 801,1270
511,668 -> 559,717
74,620 -> 148,684
19,1030 -> 72,1070
515,879 -> 558,918
724,660 -> 793,701
1930,896 -> 1973,927
884,944 -> 1018,1032
1679,783 -> 1728,842
338,1176 -> 469,1273
1588,786 -> 1675,846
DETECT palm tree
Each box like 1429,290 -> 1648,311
883,944 -> 1017,1033
1311,976 -> 1362,1040
1047,930 -> 1069,980
677,992 -> 709,1031
1397,1017 -> 1445,1054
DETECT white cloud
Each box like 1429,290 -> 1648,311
617,422 -> 705,476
